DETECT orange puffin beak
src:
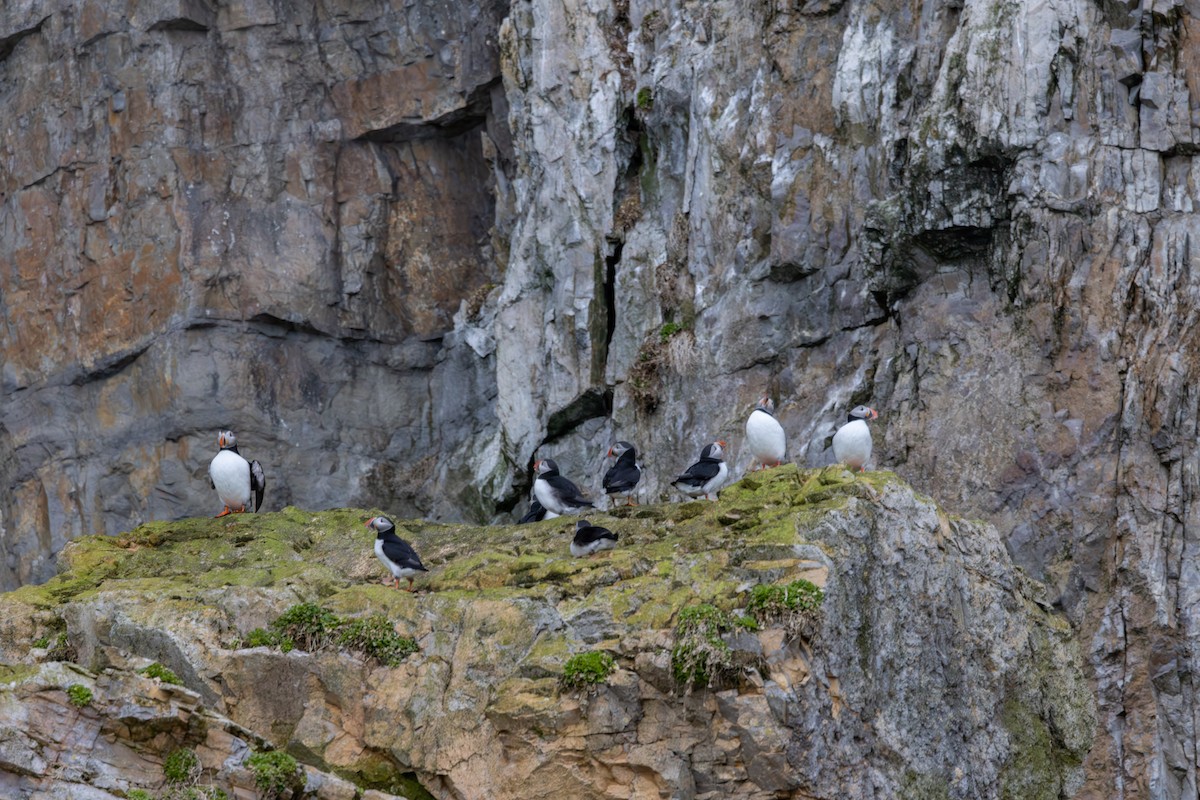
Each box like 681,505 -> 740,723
717,440 -> 727,447
217,433 -> 226,447
870,409 -> 879,420
364,518 -> 374,528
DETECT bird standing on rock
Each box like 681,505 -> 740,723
745,396 -> 786,470
366,516 -> 429,592
671,441 -> 729,501
602,441 -> 643,506
533,458 -> 595,515
570,519 -> 619,557
208,430 -> 266,517
832,406 -> 879,471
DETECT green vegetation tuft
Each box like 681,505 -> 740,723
140,662 -> 183,685
271,602 -> 338,651
245,750 -> 302,799
746,579 -> 824,638
336,614 -> 418,667
243,604 -> 418,667
659,321 -> 686,342
561,650 -> 616,690
127,791 -> 153,800
163,748 -> 200,785
636,86 -> 653,110
66,684 -> 92,707
671,604 -> 738,689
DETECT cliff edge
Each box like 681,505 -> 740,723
0,467 -> 1092,799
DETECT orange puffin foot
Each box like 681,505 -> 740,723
214,507 -> 232,518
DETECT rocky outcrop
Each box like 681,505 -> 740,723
0,469 -> 1093,798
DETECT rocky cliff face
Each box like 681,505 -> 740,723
1,0 -> 1197,796
0,470 -> 1094,799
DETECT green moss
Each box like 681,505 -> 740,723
140,662 -> 182,685
127,791 -> 153,800
66,683 -> 92,707
245,751 -> 302,799
163,748 -> 200,784
900,769 -> 951,799
561,650 -> 616,690
658,321 -> 685,342
636,86 -> 653,110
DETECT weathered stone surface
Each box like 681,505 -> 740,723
0,469 -> 1093,799
2,0 -> 1200,795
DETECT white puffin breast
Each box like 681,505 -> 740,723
832,419 -> 873,469
210,450 -> 251,507
745,410 -> 786,463
703,462 -> 730,495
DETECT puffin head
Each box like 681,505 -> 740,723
755,396 -> 775,415
217,430 -> 237,449
849,406 -> 879,422
534,459 -> 558,476
703,441 -> 727,460
608,441 -> 634,458
575,519 -> 591,531
365,516 -> 395,534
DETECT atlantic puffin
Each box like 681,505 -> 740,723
602,441 -> 642,506
671,441 -> 729,501
366,516 -> 429,592
533,459 -> 595,515
745,396 -> 786,469
518,498 -> 560,524
208,430 -> 266,517
570,519 -> 619,557
832,406 -> 879,471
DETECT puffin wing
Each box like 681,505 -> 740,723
250,460 -> 266,512
574,525 -> 618,546
519,501 -> 547,524
603,463 -> 642,494
546,474 -> 594,507
674,459 -> 721,487
381,535 -> 428,572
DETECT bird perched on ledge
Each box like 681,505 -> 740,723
832,406 -> 879,471
745,395 -> 786,470
571,519 -> 619,557
602,441 -> 642,506
671,441 -> 729,501
366,516 -> 428,592
533,458 -> 595,515
208,430 -> 266,517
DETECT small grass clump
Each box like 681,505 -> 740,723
670,604 -> 758,690
140,662 -> 183,685
271,602 -> 339,651
336,615 -> 418,667
66,684 -> 92,707
746,579 -> 824,639
242,604 -> 418,667
561,650 -> 616,691
636,86 -> 653,110
163,748 -> 201,785
245,750 -> 302,799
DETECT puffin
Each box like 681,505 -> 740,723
366,516 -> 429,592
671,441 -> 729,501
602,441 -> 643,506
832,406 -> 879,471
533,458 -> 595,515
745,396 -> 786,469
571,519 -> 619,557
518,498 -> 560,524
208,430 -> 266,517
